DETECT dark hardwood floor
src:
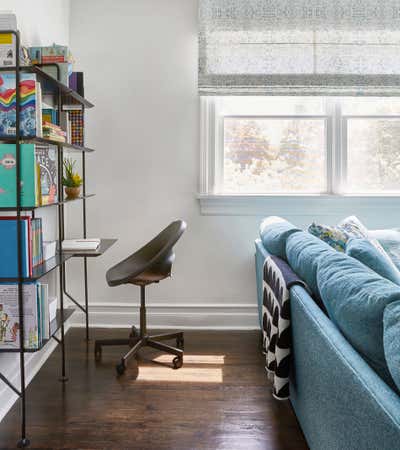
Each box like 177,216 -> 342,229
0,329 -> 308,450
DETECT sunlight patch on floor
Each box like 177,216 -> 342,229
136,366 -> 223,383
152,354 -> 226,365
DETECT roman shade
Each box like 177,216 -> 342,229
199,0 -> 400,96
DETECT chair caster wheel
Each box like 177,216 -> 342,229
116,361 -> 126,375
173,356 -> 183,369
177,336 -> 184,350
130,326 -> 139,338
17,438 -> 30,448
94,343 -> 102,361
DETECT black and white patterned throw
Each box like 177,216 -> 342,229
262,255 -> 309,400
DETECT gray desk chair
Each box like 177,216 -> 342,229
94,220 -> 186,375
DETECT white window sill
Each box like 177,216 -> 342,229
197,193 -> 400,216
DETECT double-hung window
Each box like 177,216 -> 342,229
201,96 -> 400,196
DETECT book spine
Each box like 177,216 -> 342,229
32,219 -> 36,268
39,218 -> 43,265
26,218 -> 32,277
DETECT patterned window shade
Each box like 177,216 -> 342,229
199,0 -> 400,96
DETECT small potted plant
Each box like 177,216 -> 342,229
63,157 -> 83,199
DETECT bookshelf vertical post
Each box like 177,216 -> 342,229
13,30 -> 30,449
57,89 -> 68,382
82,115 -> 90,341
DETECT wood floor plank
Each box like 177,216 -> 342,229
0,329 -> 308,449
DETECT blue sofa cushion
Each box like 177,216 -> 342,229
259,216 -> 301,260
384,301 -> 400,393
317,251 -> 400,386
286,231 -> 336,298
346,238 -> 400,286
370,229 -> 400,270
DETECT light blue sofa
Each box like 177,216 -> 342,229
255,237 -> 400,450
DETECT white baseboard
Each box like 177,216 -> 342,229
0,321 -> 72,423
70,301 -> 260,330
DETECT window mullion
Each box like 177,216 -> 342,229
331,99 -> 345,194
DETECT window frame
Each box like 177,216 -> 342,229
200,97 -> 400,194
199,96 -> 400,215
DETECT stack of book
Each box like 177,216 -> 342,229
42,121 -> 66,143
0,144 -> 58,207
28,44 -> 73,86
0,13 -> 17,67
42,108 -> 57,125
0,282 -> 52,350
0,216 -> 44,278
62,238 -> 100,252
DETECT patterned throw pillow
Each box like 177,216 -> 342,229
337,215 -> 368,238
308,222 -> 348,252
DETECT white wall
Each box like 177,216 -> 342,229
68,0 -> 400,330
68,0 -> 259,329
0,0 -> 71,422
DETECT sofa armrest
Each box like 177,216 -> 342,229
290,285 -> 400,450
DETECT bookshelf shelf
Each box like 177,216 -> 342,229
0,194 -> 96,211
0,136 -> 95,153
0,254 -> 72,282
0,29 -> 113,447
0,65 -> 94,108
0,308 -> 75,353
64,238 -> 118,258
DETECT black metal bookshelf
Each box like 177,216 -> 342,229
0,30 -> 116,447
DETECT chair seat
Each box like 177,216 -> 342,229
130,269 -> 170,285
106,222 -> 185,287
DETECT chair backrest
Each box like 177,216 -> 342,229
106,220 -> 187,286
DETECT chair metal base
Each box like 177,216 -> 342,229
94,328 -> 184,375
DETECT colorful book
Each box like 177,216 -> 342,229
31,218 -> 43,267
0,73 -> 38,137
29,44 -> 70,64
0,282 -> 40,350
0,218 -> 30,278
35,146 -> 58,205
69,110 -> 84,146
0,143 -> 58,207
39,283 -> 50,340
42,108 -> 57,124
0,14 -> 17,67
0,143 -> 38,207
69,72 -> 84,96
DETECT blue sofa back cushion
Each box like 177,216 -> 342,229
286,231 -> 336,299
259,216 -> 301,261
346,238 -> 400,286
369,229 -> 400,270
317,251 -> 400,387
384,301 -> 400,394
